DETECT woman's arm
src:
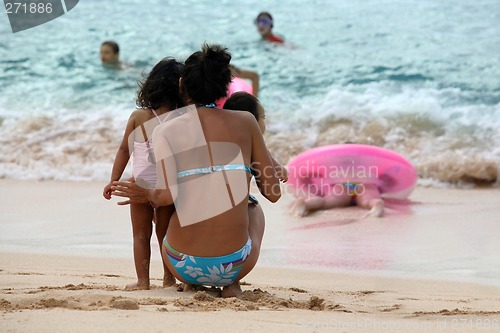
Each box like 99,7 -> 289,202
249,115 -> 281,202
111,179 -> 170,207
269,153 -> 288,183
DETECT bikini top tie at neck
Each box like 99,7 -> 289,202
197,103 -> 217,109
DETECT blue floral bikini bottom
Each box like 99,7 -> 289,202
163,237 -> 252,287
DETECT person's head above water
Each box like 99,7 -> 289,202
136,58 -> 185,110
100,40 -> 120,64
255,12 -> 284,43
182,43 -> 232,106
223,92 -> 266,134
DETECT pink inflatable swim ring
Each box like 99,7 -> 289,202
287,144 -> 417,199
216,77 -> 253,108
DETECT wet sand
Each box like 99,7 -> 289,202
0,180 -> 499,332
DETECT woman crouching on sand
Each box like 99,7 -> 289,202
112,44 -> 281,297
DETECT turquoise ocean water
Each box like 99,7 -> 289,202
1,0 -> 499,184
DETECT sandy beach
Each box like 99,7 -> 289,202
1,180 -> 499,332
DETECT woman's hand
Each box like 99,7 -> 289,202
111,179 -> 150,205
103,182 -> 113,200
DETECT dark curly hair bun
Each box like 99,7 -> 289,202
183,43 -> 232,105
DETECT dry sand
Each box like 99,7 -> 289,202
1,252 -> 499,333
0,180 -> 499,332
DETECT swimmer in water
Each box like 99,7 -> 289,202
100,40 -> 122,67
255,12 -> 284,44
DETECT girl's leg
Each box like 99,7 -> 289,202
292,185 -> 352,217
292,196 -> 324,216
222,203 -> 265,297
356,183 -> 384,217
155,205 -> 176,287
127,203 -> 154,290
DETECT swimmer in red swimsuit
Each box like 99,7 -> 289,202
255,12 -> 284,44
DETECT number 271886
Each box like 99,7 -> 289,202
5,2 -> 53,14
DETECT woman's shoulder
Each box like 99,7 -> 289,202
220,109 -> 260,135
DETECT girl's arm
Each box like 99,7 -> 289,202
103,113 -> 136,199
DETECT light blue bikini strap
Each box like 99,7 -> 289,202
197,103 -> 217,109
177,164 -> 252,178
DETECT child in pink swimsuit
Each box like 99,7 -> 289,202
103,58 -> 184,290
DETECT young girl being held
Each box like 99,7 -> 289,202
103,58 -> 184,290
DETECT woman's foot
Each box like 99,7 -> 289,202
125,280 -> 150,291
163,272 -> 176,287
222,281 -> 242,298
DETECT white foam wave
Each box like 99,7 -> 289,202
0,105 -> 132,182
265,83 -> 500,186
1,84 -> 499,187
